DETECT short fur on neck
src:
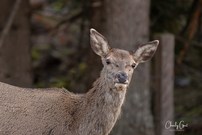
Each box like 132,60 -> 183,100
71,69 -> 127,135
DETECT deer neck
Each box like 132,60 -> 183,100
78,69 -> 127,134
88,69 -> 127,104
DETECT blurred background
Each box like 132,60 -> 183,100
0,0 -> 201,135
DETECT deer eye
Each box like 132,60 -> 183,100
106,59 -> 111,65
131,63 -> 137,68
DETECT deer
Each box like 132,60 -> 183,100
0,28 -> 158,135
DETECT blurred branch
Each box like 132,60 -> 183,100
180,0 -> 200,35
0,0 -> 22,48
54,10 -> 83,30
176,36 -> 202,49
177,0 -> 202,65
49,10 -> 83,35
53,0 -> 102,32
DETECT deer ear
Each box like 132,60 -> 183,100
133,40 -> 159,63
90,28 -> 110,57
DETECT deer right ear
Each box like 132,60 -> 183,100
133,40 -> 159,63
90,28 -> 110,57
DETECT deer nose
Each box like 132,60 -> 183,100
116,72 -> 128,84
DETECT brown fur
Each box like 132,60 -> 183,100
0,29 -> 158,135
0,69 -> 126,135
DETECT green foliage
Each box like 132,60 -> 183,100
49,0 -> 68,11
32,47 -> 41,61
50,77 -> 69,88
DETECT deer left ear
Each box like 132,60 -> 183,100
133,40 -> 159,63
90,28 -> 110,57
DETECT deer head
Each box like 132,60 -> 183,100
90,28 -> 159,90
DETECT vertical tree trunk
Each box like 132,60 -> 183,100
82,0 -> 104,91
102,0 -> 154,135
0,0 -> 32,87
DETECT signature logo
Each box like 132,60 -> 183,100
165,120 -> 188,131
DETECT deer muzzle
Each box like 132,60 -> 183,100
115,72 -> 128,84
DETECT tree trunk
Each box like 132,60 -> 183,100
0,0 -> 32,87
102,0 -> 154,135
82,0 -> 104,91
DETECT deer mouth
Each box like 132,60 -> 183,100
114,80 -> 129,88
114,80 -> 129,85
115,82 -> 128,85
